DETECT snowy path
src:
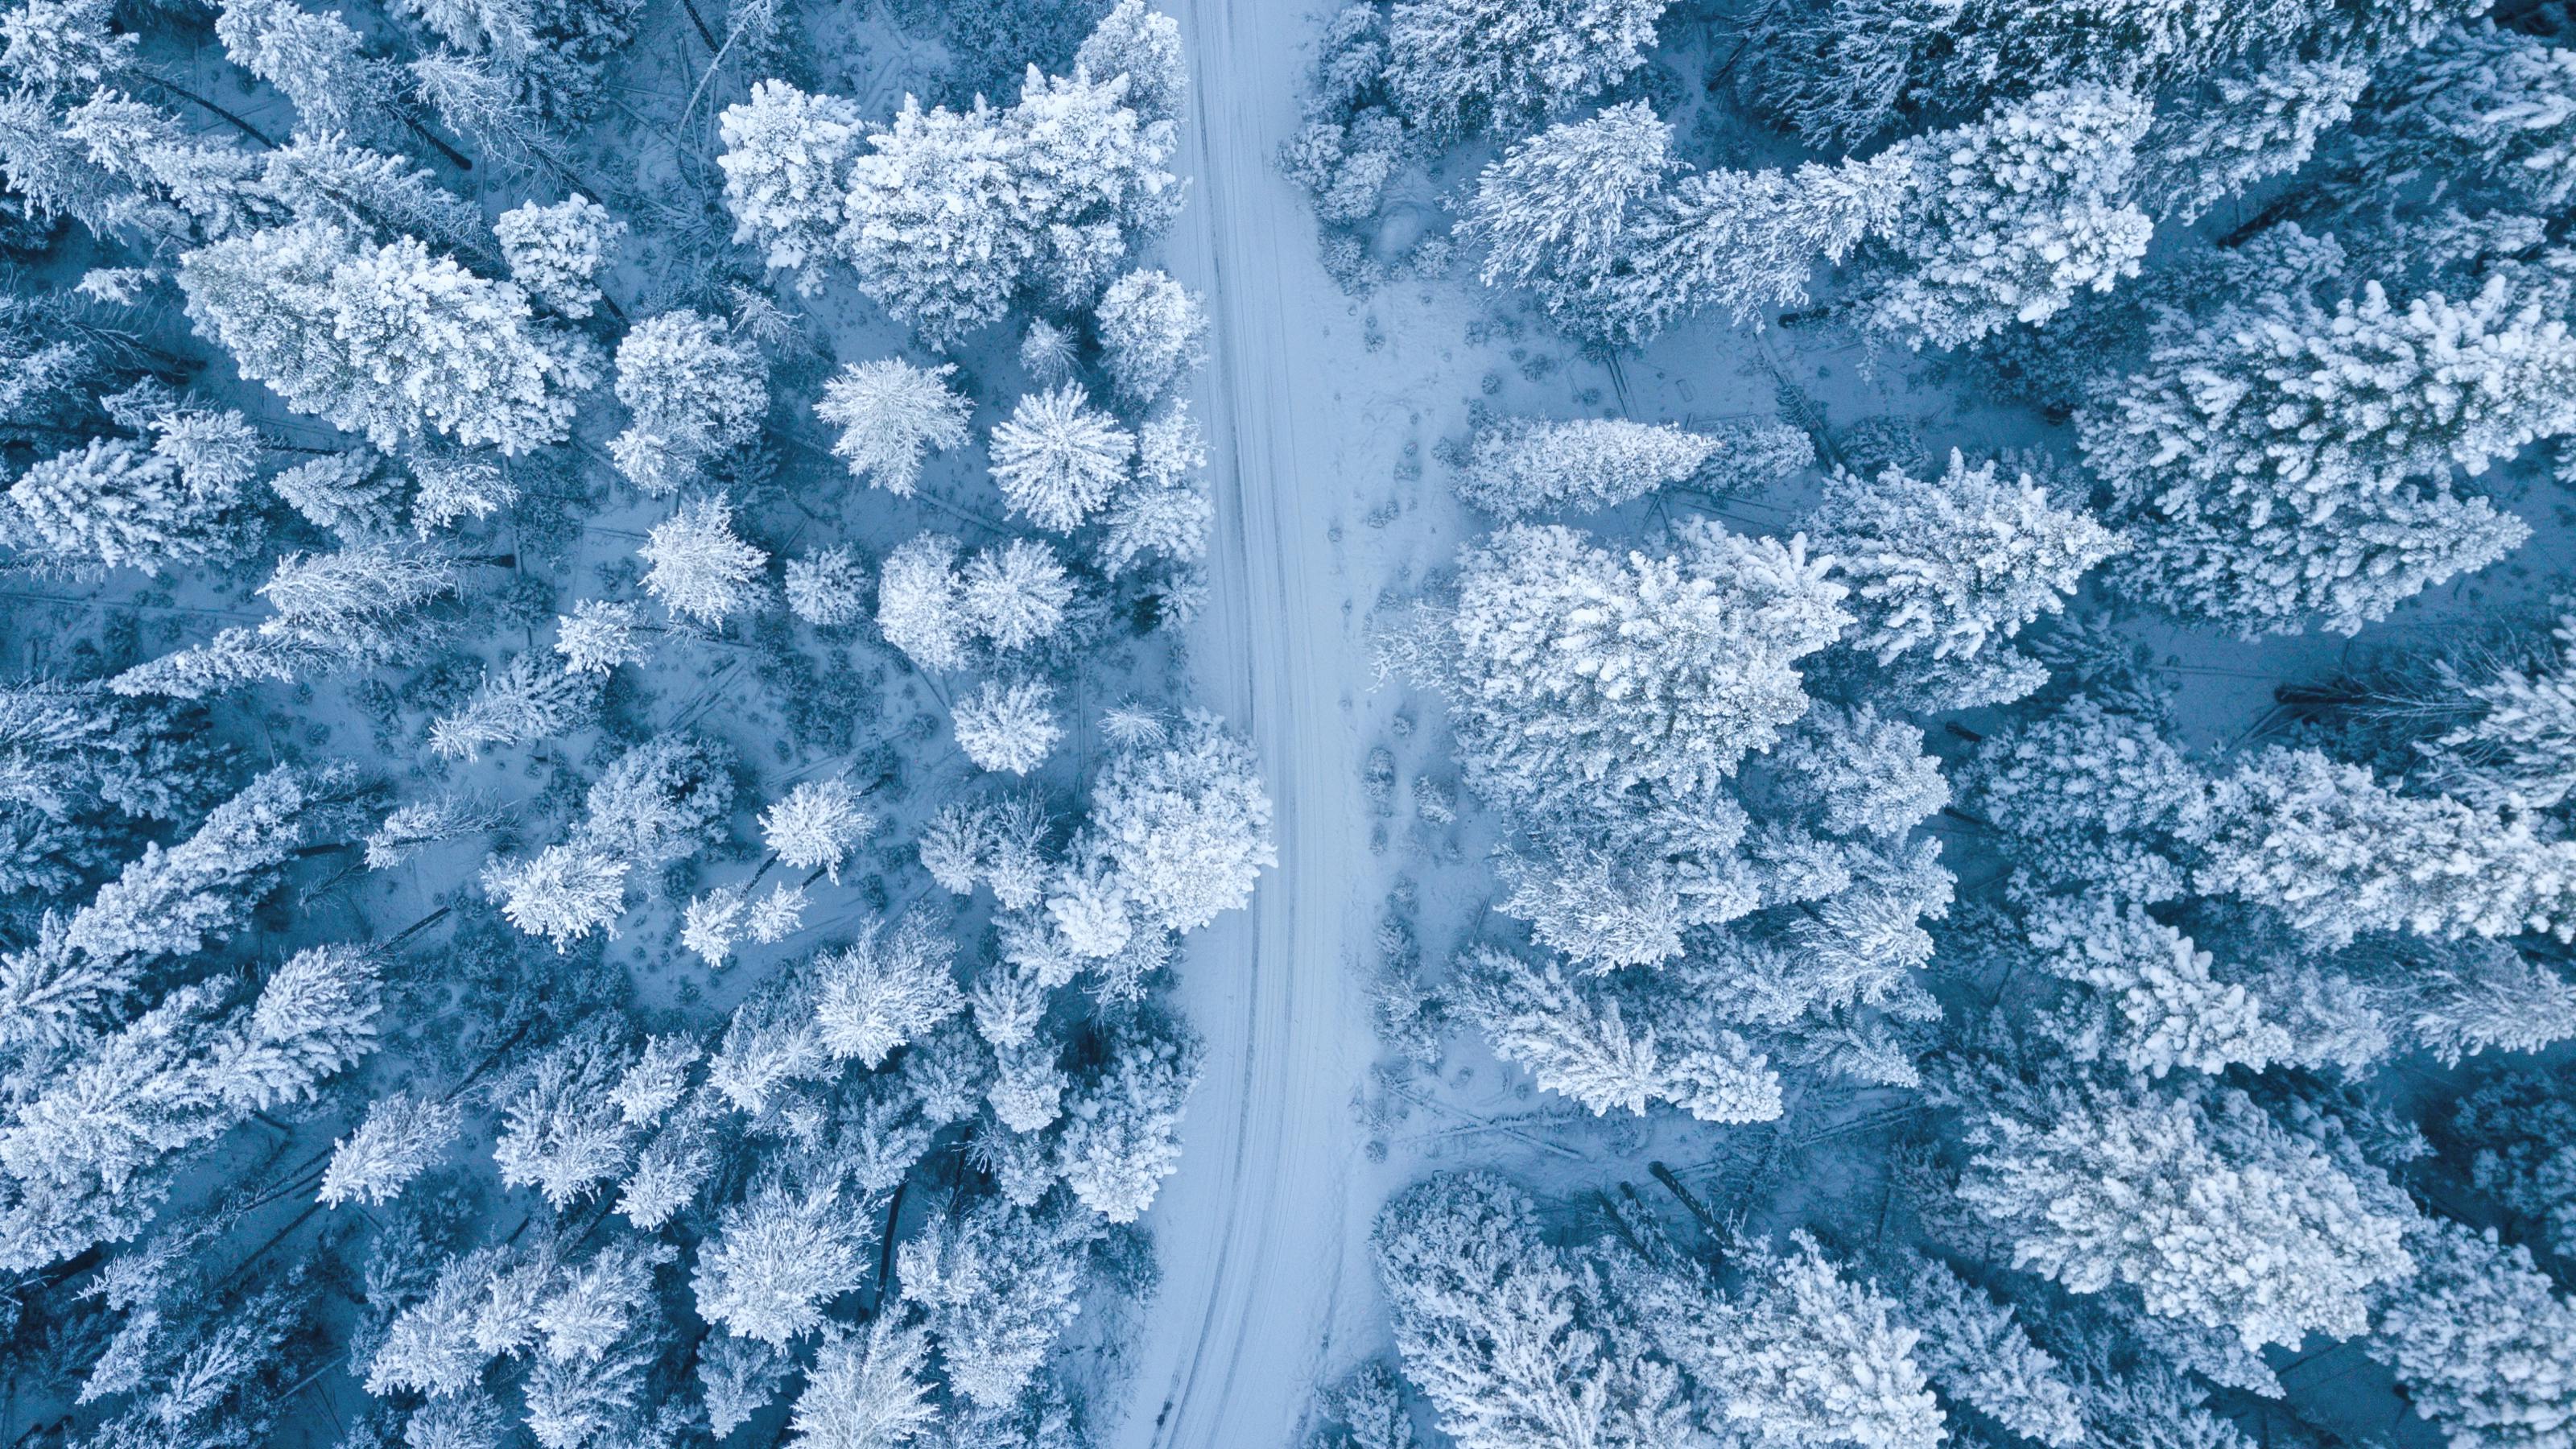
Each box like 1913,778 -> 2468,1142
1113,1 -> 1381,1444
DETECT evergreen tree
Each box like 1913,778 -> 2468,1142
321,1092 -> 462,1207
1461,101 -> 1681,345
693,1178 -> 868,1345
1383,0 -> 1666,143
990,382 -> 1134,531
960,538 -> 1074,652
813,910 -> 965,1068
2081,259 -> 2572,635
1956,1070 -> 2417,1349
788,1315 -> 940,1449
494,196 -> 624,320
760,778 -> 873,881
428,652 -> 597,761
955,677 -> 1064,774
1086,708 -> 1274,932
1094,267 -> 1208,407
1449,944 -> 1784,1121
1054,1019 -> 1197,1221
638,492 -> 768,626
483,842 -> 629,949
3,409 -> 256,576
1895,1257 -> 2085,1448
877,532 -> 973,671
1075,0 -> 1187,127
813,357 -> 971,497
1454,415 -> 1719,518
608,309 -> 767,497
2369,1220 -> 2576,1449
716,80 -> 865,296
895,1195 -> 1096,1409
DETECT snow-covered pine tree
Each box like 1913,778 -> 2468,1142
494,196 -> 624,320
1053,1018 -> 1198,1221
894,1194 -> 1096,1409
1460,101 -> 1681,346
1093,267 -> 1208,407
1895,1256 -> 2085,1447
1956,1068 -> 2417,1349
989,382 -> 1134,531
1449,943 -> 1784,1121
876,532 -> 972,671
2081,258 -> 2572,636
717,80 -> 865,296
2369,1219 -> 2576,1449
638,492 -> 768,626
609,309 -> 767,497
1810,452 -> 2123,709
783,545 -> 869,630
428,652 -> 598,761
786,1314 -> 939,1449
813,357 -> 970,497
1086,708 -> 1274,932
2,403 -> 258,576
1384,0 -> 1666,143
955,678 -> 1064,774
320,1091 -> 461,1207
813,910 -> 964,1068
1454,415 -> 1718,518
692,1178 -> 869,1345
760,778 -> 872,881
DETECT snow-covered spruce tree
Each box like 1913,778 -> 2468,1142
692,1178 -> 869,1346
2013,890 -> 2291,1078
787,1314 -> 939,1449
213,0 -> 404,142
483,842 -> 628,949
608,309 -> 767,497
1076,0 -> 1188,128
955,678 -> 1064,775
1958,691 -> 2216,903
1895,1256 -> 2086,1447
494,196 -> 624,320
1855,85 -> 2154,349
1617,1228 -> 1944,1449
2412,612 -> 2576,812
1054,1017 -> 1198,1222
1101,402 -> 1214,575
959,538 -> 1074,654
1420,520 -> 1848,816
1384,0 -> 1667,144
1809,452 -> 2124,710
876,532 -> 973,671
1373,1171 -> 1690,1449
1449,943 -> 1784,1122
1094,267 -> 1208,407
267,450 -> 403,542
2080,258 -> 2574,636
1955,1067 -> 2417,1350
2339,23 -> 2576,219
1084,708 -> 1274,933
320,1091 -> 462,1207
2368,1219 -> 2576,1449
61,763 -> 336,969
577,732 -> 734,869
1453,415 -> 1718,518
813,910 -> 964,1068
1460,100 -> 1683,346
427,652 -> 598,762
180,222 -> 599,454
2,402 -> 258,576
895,1194 -> 1098,1410
760,778 -> 872,882
2198,745 -> 2576,945
813,357 -> 970,497
990,382 -> 1134,531
555,598 -> 650,675
638,492 -> 768,627
716,80 -> 865,297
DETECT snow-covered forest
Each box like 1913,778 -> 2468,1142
2,0 -> 2575,1445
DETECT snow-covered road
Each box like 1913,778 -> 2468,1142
1113,2 -> 1382,1443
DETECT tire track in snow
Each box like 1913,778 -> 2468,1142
1113,1 -> 1372,1443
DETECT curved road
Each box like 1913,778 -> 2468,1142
1114,2 -> 1380,1444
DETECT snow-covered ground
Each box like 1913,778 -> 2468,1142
1115,2 -> 1381,1440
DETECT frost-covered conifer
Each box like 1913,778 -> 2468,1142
1960,695 -> 2215,902
268,450 -> 401,541
2020,892 -> 2288,1077
695,1179 -> 866,1344
1384,0 -> 1666,143
2370,1220 -> 2576,1449
65,764 -> 320,968
1461,101 -> 1681,345
814,357 -> 970,497
4,402 -> 258,576
609,310 -> 766,496
788,1315 -> 939,1449
895,1196 -> 1094,1409
716,80 -> 864,295
954,679 -> 1064,774
761,778 -> 872,881
428,652 -> 597,761
180,223 -> 598,454
1812,452 -> 2122,706
553,599 -> 648,675
1094,268 -> 1208,407
2202,746 -> 2576,944
483,843 -> 627,949
2083,260 -> 2571,635
1054,1020 -> 1196,1224
1374,1171 -> 1685,1449
1075,0 -> 1187,126
1088,709 -> 1274,931
1620,151 -> 1910,332
877,533 -> 972,671
1860,85 -> 2153,349
493,196 -> 623,319
1958,1071 -> 2416,1348
491,1031 -> 635,1207
578,732 -> 733,868
1455,415 -> 1718,518
214,0 -> 397,138
1896,1257 -> 2085,1447
990,383 -> 1134,530
784,544 -> 869,629
1019,318 -> 1081,386
814,910 -> 964,1067
638,493 -> 767,626
2351,24 -> 2576,215
1450,944 -> 1784,1121
411,452 -> 518,533
838,95 -> 1029,344
959,538 -> 1074,653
